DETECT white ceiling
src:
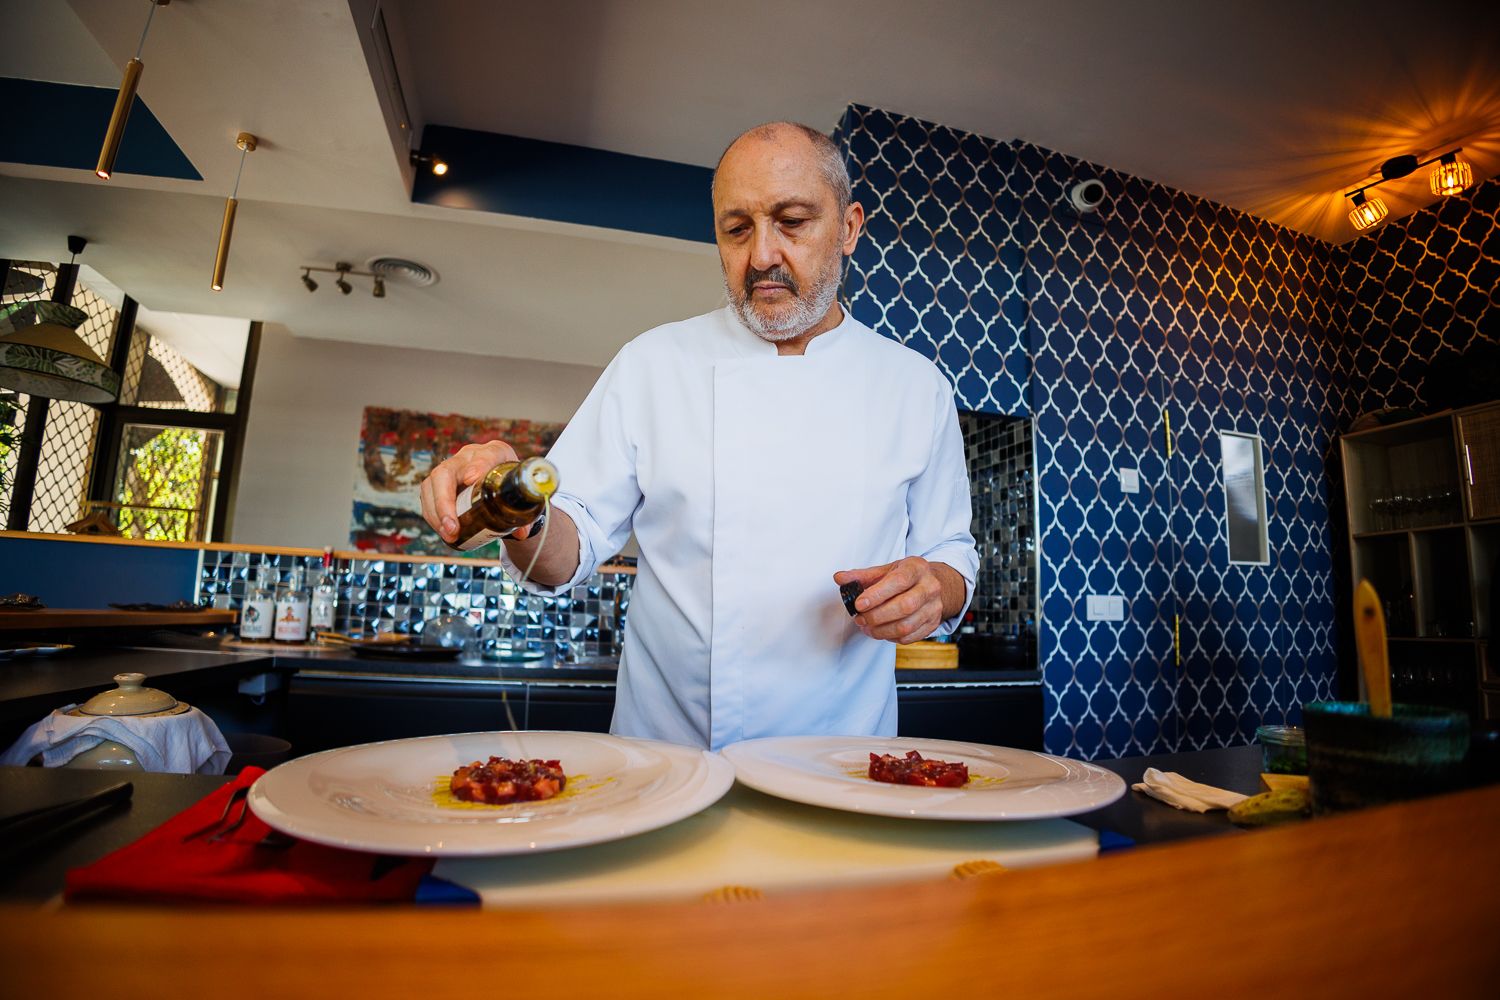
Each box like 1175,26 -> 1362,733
1,0 -> 1497,367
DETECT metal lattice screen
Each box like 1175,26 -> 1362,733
1,261 -> 117,533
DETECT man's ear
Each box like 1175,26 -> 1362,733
843,201 -> 865,255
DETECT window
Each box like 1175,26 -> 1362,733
1221,431 -> 1269,565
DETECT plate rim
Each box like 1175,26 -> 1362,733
720,734 -> 1125,821
248,730 -> 734,856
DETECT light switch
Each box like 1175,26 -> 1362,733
1086,595 -> 1126,622
1119,468 -> 1140,494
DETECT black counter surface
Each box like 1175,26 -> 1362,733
0,648 -> 273,729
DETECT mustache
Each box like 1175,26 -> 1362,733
743,265 -> 799,299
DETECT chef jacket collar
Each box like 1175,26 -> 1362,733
722,303 -> 853,358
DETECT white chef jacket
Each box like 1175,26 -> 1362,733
501,306 -> 978,750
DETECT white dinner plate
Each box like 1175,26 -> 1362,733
249,731 -> 734,856
720,735 -> 1126,821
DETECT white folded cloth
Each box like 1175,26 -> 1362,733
0,705 -> 231,775
1132,767 -> 1248,813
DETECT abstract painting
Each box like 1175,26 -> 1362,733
351,406 -> 564,555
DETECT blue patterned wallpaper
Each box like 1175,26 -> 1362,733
835,104 -> 1344,759
1337,174 -> 1500,412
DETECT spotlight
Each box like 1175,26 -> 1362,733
299,262 -> 388,299
410,150 -> 449,176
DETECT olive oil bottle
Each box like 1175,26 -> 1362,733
450,457 -> 559,551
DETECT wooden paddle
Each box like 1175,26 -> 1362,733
1353,580 -> 1393,718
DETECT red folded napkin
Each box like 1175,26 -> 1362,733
65,768 -> 433,905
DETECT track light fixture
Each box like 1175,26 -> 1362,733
410,150 -> 449,176
298,262 -> 386,299
97,0 -> 170,180
211,132 -> 257,291
1344,146 -> 1473,232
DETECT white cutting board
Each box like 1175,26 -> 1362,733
435,783 -> 1098,907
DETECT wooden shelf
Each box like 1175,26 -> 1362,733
1341,401 -> 1500,721
1353,524 -> 1466,539
0,609 -> 236,631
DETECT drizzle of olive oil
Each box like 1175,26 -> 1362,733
842,766 -> 1004,789
430,773 -> 617,810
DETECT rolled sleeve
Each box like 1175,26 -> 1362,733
500,346 -> 641,596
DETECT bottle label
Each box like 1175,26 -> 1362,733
240,599 -> 274,639
274,598 -> 310,642
310,595 -> 335,630
454,484 -> 477,519
458,526 -> 503,552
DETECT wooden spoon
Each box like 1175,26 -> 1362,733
1353,579 -> 1393,718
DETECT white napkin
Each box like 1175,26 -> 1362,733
1132,767 -> 1248,813
0,705 -> 231,775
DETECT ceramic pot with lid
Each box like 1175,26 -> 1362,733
63,673 -> 190,770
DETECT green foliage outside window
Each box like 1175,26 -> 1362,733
116,426 -> 207,540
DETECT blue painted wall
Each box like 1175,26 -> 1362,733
0,78 -> 200,180
0,537 -> 199,609
412,125 -> 715,243
835,104 -> 1344,759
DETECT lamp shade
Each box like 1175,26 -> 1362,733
1430,156 -> 1473,197
1348,193 -> 1389,232
0,301 -> 120,404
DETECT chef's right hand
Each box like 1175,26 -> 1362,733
420,440 -> 517,543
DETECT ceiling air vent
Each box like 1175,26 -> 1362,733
365,257 -> 439,288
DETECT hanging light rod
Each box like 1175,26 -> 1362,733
299,263 -> 386,298
1342,146 -> 1473,232
96,0 -> 171,180
211,132 -> 257,292
1344,147 -> 1465,199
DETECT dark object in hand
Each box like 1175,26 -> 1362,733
0,593 -> 44,610
840,581 -> 864,617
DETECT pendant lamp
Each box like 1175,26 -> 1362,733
0,300 -> 121,404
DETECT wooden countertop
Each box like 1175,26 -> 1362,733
2,777 -> 1495,997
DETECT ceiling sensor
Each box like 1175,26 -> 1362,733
1068,179 -> 1107,214
366,256 -> 439,288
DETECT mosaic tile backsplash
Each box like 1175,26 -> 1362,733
199,550 -> 632,662
960,412 -> 1035,644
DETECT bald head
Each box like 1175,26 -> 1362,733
712,122 -> 851,215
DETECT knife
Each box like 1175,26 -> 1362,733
0,780 -> 134,863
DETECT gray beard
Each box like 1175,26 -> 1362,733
725,256 -> 843,343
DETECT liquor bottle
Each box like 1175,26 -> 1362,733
451,456 -> 559,552
309,546 -> 337,637
274,565 -> 311,643
239,566 -> 275,642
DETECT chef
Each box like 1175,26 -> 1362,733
420,122 -> 978,750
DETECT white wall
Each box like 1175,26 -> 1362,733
231,323 -> 604,548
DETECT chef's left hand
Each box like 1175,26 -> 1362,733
833,558 -> 966,645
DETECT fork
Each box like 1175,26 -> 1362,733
180,786 -> 294,849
